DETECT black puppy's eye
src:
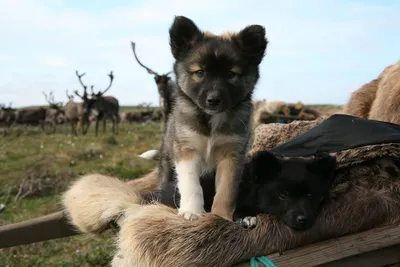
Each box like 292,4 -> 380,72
307,193 -> 312,199
227,71 -> 238,79
194,70 -> 204,78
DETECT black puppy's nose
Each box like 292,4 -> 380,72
296,215 -> 307,224
206,93 -> 221,108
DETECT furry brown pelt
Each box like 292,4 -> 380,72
343,60 -> 400,124
252,101 -> 289,126
342,79 -> 379,118
253,101 -> 320,127
250,117 -> 326,153
369,61 -> 400,123
63,119 -> 400,267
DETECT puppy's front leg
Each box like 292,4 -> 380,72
212,154 -> 243,221
175,149 -> 204,221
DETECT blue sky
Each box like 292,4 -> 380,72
0,0 -> 399,108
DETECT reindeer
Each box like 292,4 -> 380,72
131,42 -> 176,127
14,106 -> 47,130
74,70 -> 119,136
0,102 -> 16,135
42,91 -> 65,134
63,89 -> 87,136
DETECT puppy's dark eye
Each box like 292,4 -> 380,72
194,70 -> 204,78
307,193 -> 312,199
227,71 -> 238,79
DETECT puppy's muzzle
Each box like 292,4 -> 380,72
206,92 -> 222,109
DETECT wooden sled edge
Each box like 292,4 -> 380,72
0,211 -> 80,248
235,223 -> 400,267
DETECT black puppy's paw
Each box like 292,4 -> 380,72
237,216 -> 257,229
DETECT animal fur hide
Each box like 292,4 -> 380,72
63,118 -> 400,267
343,60 -> 400,124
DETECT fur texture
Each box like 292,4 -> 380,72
158,16 -> 268,221
249,117 -> 326,154
343,60 -> 400,124
62,173 -> 143,234
253,100 -> 289,126
369,61 -> 400,123
252,101 -> 320,126
342,79 -> 379,118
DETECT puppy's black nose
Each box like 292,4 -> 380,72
296,215 -> 307,224
206,93 -> 221,108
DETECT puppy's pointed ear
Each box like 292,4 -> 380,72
169,16 -> 203,60
249,150 -> 282,181
235,25 -> 268,65
307,153 -> 337,181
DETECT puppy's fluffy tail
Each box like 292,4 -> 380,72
62,173 -> 143,234
138,149 -> 159,161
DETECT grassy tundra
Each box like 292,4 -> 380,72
0,106 -> 161,267
0,104 -> 341,267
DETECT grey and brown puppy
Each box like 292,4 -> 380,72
158,16 -> 268,221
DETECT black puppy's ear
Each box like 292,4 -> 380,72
249,150 -> 282,181
169,16 -> 203,60
235,25 -> 268,65
307,153 -> 337,180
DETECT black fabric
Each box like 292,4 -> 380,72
270,114 -> 400,157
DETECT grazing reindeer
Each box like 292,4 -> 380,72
14,106 -> 47,131
42,91 -> 65,134
131,42 -> 176,126
64,89 -> 87,136
74,70 -> 119,136
0,102 -> 16,135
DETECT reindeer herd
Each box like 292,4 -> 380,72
0,59 -> 169,137
0,42 -> 187,137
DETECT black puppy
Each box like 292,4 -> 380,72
142,150 -> 337,231
235,150 -> 337,230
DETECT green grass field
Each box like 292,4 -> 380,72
0,110 -> 162,266
0,104 -> 342,266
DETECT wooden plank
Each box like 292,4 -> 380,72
318,244 -> 400,267
234,223 -> 400,267
0,211 -> 79,248
267,224 -> 400,267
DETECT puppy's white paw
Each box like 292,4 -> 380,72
178,208 -> 205,221
237,216 -> 257,229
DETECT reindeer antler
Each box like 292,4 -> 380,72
75,71 -> 87,89
66,89 -> 74,100
74,71 -> 88,99
131,42 -> 160,76
50,91 -> 56,103
42,91 -> 51,104
43,91 -> 63,108
96,71 -> 114,96
165,71 -> 172,76
74,90 -> 83,98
